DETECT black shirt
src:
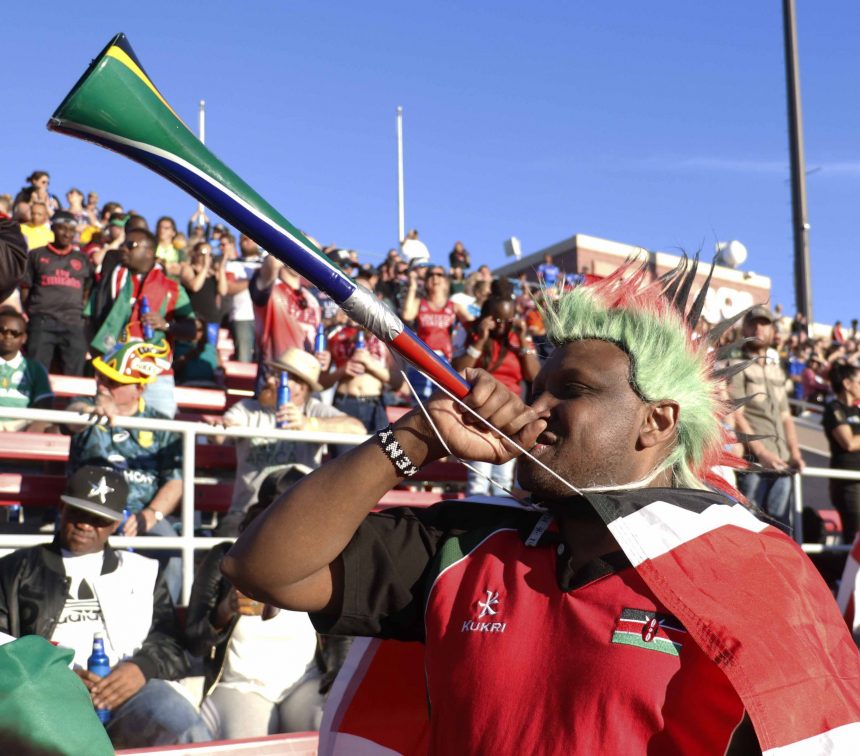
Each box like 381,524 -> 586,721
822,398 -> 860,471
23,244 -> 94,321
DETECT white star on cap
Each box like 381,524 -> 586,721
88,476 -> 115,504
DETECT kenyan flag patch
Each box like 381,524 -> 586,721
611,608 -> 686,657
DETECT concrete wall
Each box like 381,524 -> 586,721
494,233 -> 772,323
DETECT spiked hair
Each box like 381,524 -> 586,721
541,257 -> 738,493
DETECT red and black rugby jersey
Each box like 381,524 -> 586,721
313,499 -> 747,754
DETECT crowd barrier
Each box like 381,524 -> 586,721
0,406 -> 370,603
0,398 -> 855,601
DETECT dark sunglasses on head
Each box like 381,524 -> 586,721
0,328 -> 24,338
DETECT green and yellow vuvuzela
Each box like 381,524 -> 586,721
48,32 -> 471,398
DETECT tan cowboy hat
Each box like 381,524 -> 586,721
265,347 -> 323,392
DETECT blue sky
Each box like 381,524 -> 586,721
2,2 -> 858,324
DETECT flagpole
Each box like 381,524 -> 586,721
396,106 -> 405,250
197,99 -> 206,217
781,0 -> 813,323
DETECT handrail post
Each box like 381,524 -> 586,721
181,428 -> 196,604
792,472 -> 804,545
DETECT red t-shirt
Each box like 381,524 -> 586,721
424,527 -> 745,755
415,299 -> 457,361
328,325 -> 387,368
251,278 -> 320,362
468,334 -> 524,394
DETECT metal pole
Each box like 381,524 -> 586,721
197,100 -> 206,217
396,106 -> 405,249
181,429 -> 196,604
792,472 -> 804,545
782,0 -> 813,323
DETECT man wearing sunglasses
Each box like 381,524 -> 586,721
87,228 -> 196,418
66,340 -> 182,600
0,465 -> 211,748
0,306 -> 53,433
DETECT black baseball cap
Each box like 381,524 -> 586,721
61,466 -> 128,521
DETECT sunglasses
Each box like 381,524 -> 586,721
0,328 -> 24,338
427,271 -> 447,278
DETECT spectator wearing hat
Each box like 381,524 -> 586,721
21,211 -> 94,376
217,347 -> 364,536
729,305 -> 805,530
66,340 -> 183,599
186,464 -> 330,739
0,307 -> 53,433
0,466 -> 211,749
84,211 -> 128,269
19,201 -> 54,251
87,227 -> 196,418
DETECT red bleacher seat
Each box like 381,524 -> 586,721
116,731 -> 319,755
224,360 -> 258,394
0,472 -> 462,511
0,431 -> 70,461
49,374 -> 228,413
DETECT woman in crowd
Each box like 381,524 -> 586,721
155,216 -> 183,276
13,171 -> 60,214
401,264 -> 472,398
185,466 -> 330,739
452,278 -> 540,495
179,240 -> 227,339
822,362 -> 860,545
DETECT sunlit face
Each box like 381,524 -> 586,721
425,268 -> 448,296
30,203 -> 48,226
518,340 -> 651,499
157,219 -> 176,242
121,232 -> 156,274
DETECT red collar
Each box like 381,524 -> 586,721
47,243 -> 76,256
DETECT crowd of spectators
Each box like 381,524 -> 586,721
1,168 -> 859,747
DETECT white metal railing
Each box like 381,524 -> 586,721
793,466 -> 859,552
1,404 -> 857,600
0,406 -> 368,602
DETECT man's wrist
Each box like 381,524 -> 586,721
392,411 -> 445,467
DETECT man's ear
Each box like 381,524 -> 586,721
639,401 -> 680,449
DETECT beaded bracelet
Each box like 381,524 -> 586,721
377,426 -> 419,477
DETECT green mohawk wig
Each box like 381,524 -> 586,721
541,257 -> 735,494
